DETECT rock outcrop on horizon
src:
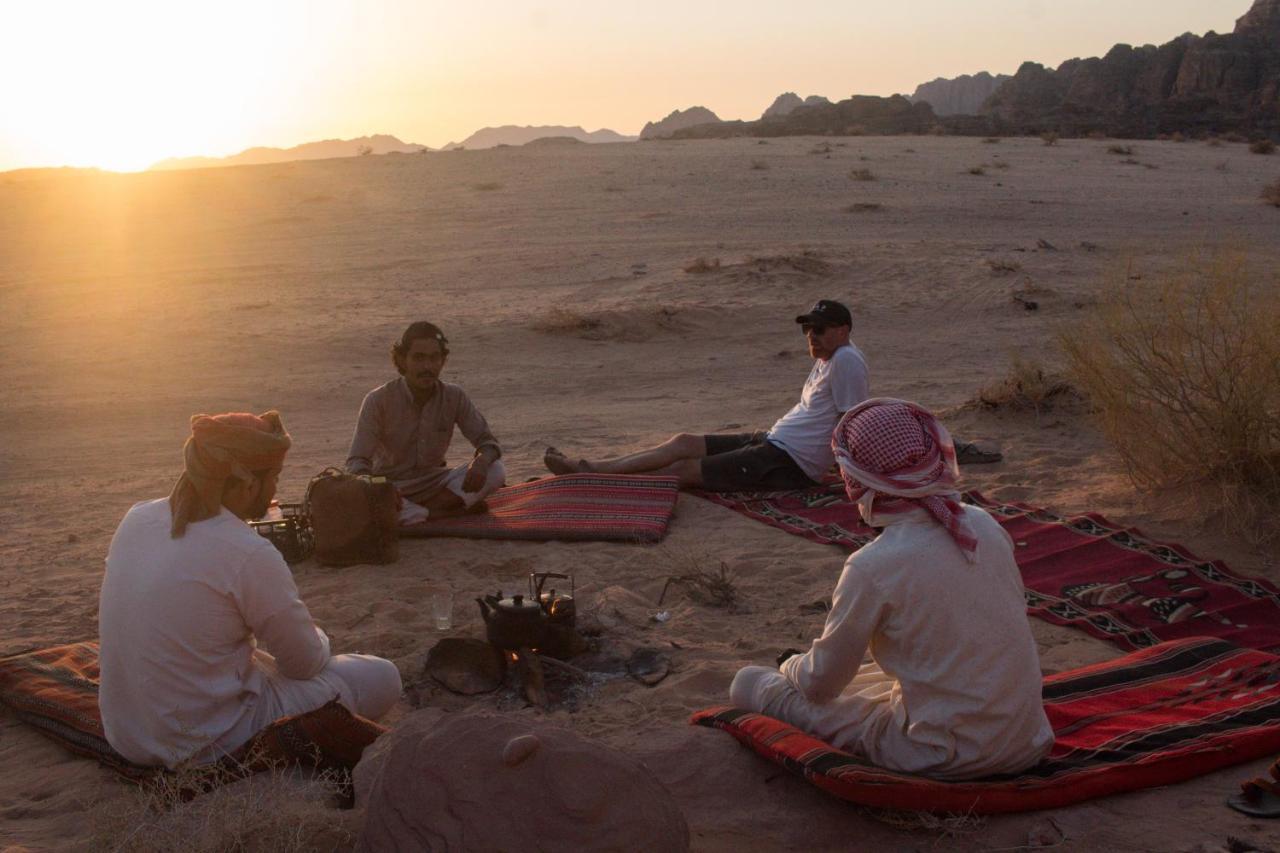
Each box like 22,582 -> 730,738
149,134 -> 426,171
639,107 -> 722,139
444,125 -> 635,150
974,0 -> 1280,138
909,72 -> 1011,116
667,95 -> 937,139
761,93 -> 832,119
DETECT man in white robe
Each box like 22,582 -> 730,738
730,398 -> 1052,779
99,411 -> 401,768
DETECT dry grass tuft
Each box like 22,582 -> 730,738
863,807 -> 987,841
1041,132 -> 1060,147
1058,251 -> 1280,543
848,168 -> 876,181
91,760 -> 355,852
975,355 -> 1079,415
843,202 -> 883,213
750,158 -> 770,171
987,258 -> 1022,275
1107,144 -> 1135,156
471,181 -> 502,191
967,164 -> 988,176
1250,139 -> 1276,155
809,142 -> 833,155
684,256 -> 721,274
982,137 -> 1002,144
658,554 -> 740,610
1262,178 -> 1280,207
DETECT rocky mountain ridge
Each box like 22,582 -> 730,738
639,107 -> 722,140
150,134 -> 426,171
909,72 -> 1011,116
975,0 -> 1280,138
443,125 -> 634,150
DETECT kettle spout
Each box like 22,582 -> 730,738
475,597 -> 493,623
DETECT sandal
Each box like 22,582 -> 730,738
955,441 -> 1004,465
1228,757 -> 1280,818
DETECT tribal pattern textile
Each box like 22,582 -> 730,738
693,637 -> 1280,814
400,473 -> 680,543
0,642 -> 386,791
697,483 -> 1280,652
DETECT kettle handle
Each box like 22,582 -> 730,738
531,572 -> 573,599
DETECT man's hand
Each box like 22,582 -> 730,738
462,449 -> 495,492
776,648 -> 805,667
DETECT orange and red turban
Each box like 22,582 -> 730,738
169,411 -> 291,537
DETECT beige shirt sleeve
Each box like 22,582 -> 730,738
455,389 -> 501,458
237,545 -> 331,680
345,389 -> 383,474
780,555 -> 887,704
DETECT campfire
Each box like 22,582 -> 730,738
422,571 -> 670,710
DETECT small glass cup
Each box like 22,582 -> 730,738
430,589 -> 453,631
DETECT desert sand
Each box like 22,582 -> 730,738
2,136 -> 1279,851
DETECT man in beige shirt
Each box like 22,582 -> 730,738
99,411 -> 401,767
346,321 -> 506,520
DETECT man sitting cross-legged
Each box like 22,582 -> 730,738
729,398 -> 1052,780
545,299 -> 870,491
347,321 -> 506,521
99,411 -> 401,768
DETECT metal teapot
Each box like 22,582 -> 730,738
476,592 -> 547,651
531,572 -> 575,628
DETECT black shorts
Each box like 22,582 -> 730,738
700,431 -> 816,492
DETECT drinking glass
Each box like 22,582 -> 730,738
430,588 -> 453,631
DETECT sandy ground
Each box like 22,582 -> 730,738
2,136 -> 1279,851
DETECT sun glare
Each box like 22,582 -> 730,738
3,2 -> 312,172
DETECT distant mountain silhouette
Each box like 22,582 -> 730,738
966,0 -> 1280,138
639,107 -> 722,139
909,73 -> 1011,116
150,135 -> 427,171
761,93 -> 831,120
665,95 -> 936,139
443,125 -> 635,150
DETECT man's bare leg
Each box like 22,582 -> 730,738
544,433 -> 707,478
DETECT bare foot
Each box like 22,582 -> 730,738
544,447 -> 593,475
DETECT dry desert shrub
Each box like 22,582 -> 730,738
982,137 -> 1002,144
975,355 -> 1078,415
843,202 -> 883,213
1226,132 -> 1249,144
683,256 -> 721,274
967,164 -> 987,175
91,761 -> 355,852
656,549 -> 739,610
848,167 -> 876,181
987,258 -> 1022,275
1058,252 -> 1280,542
1263,178 -> 1280,207
1041,132 -> 1060,147
1107,144 -> 1134,156
471,181 -> 502,191
750,159 -> 770,171
1250,139 -> 1276,155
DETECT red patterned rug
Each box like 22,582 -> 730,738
0,642 -> 386,792
693,637 -> 1280,814
697,482 -> 1280,652
400,474 -> 680,543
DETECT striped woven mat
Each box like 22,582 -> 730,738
400,473 -> 680,543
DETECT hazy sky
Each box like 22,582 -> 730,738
0,0 -> 1246,172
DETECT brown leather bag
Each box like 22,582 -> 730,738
304,468 -> 399,567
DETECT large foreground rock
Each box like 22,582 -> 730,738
357,711 -> 689,852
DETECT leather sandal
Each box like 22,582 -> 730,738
1228,757 -> 1280,818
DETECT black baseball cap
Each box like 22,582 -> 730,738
795,299 -> 852,328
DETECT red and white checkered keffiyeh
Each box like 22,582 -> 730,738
831,398 -> 978,561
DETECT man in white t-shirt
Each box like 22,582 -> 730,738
544,300 -> 869,490
98,411 -> 401,768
